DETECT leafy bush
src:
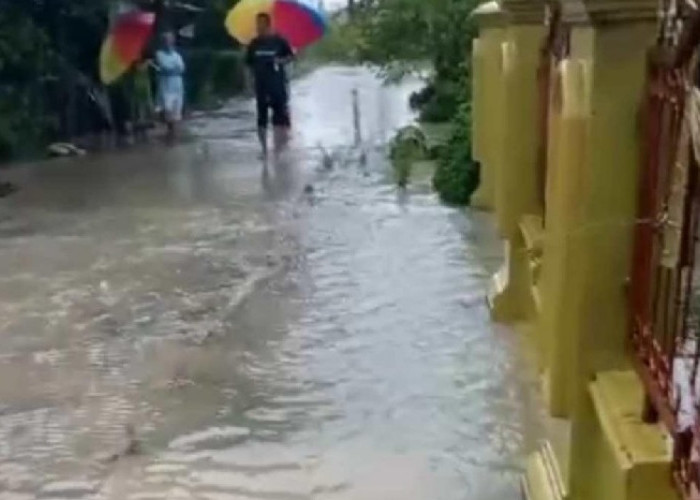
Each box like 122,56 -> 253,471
303,21 -> 366,64
409,85 -> 435,111
418,79 -> 462,123
210,51 -> 246,95
185,49 -> 245,107
432,102 -> 479,205
0,6 -> 57,160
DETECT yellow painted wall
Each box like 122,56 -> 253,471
511,10 -> 677,500
473,5 -> 675,500
566,20 -> 661,500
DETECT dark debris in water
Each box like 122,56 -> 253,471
0,182 -> 17,198
102,424 -> 143,463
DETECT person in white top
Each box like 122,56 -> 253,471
154,32 -> 186,142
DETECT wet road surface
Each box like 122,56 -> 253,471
0,66 -> 543,500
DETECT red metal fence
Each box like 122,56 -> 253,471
629,56 -> 700,499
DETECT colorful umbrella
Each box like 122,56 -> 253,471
100,10 -> 156,85
225,0 -> 328,49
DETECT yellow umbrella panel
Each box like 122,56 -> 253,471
225,0 -> 274,46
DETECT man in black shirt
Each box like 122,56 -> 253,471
245,13 -> 294,158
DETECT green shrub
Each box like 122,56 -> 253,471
0,87 -> 50,162
210,51 -> 246,95
409,85 -> 435,111
302,21 -> 366,64
184,49 -> 245,107
418,80 -> 461,123
432,102 -> 479,205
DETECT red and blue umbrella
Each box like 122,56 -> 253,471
225,0 -> 328,49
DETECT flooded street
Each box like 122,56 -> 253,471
0,66 -> 543,500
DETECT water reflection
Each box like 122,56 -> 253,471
261,156 -> 299,202
0,66 -> 543,500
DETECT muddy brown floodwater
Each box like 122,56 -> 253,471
0,66 -> 544,500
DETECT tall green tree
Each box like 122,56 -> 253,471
345,0 -> 480,204
0,0 -> 248,160
354,0 -> 477,79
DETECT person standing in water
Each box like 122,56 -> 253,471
245,13 -> 294,158
154,32 -> 186,142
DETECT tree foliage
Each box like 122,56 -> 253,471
0,0 -> 245,160
353,0 -> 477,80
346,0 -> 480,204
188,0 -> 240,49
433,100 -> 479,205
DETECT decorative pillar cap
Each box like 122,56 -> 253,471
501,0 -> 546,24
470,1 -> 507,27
559,0 -> 658,24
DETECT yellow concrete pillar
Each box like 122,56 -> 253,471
523,59 -> 590,500
498,23 -> 545,235
485,2 -> 545,322
470,2 -> 506,211
537,57 -> 590,418
568,20 -> 649,376
472,39 -> 484,164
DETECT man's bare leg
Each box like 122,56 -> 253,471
272,126 -> 290,155
258,126 -> 268,159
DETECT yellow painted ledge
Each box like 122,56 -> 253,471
487,258 -> 512,321
584,370 -> 676,500
519,214 -> 544,319
524,371 -> 674,500
519,214 -> 544,254
488,239 -> 529,322
523,441 -> 568,500
488,224 -> 540,324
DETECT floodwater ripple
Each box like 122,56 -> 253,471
0,66 -> 543,500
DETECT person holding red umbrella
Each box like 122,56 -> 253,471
245,13 -> 294,159
226,0 -> 328,157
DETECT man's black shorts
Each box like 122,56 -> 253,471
255,86 -> 290,129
